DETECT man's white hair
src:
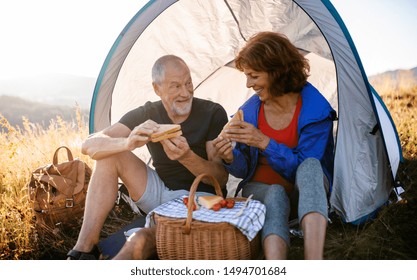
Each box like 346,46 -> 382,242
151,55 -> 188,85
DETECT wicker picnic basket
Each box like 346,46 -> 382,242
154,173 -> 261,260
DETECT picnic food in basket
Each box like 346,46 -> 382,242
154,173 -> 262,260
150,124 -> 182,142
182,197 -> 198,211
198,195 -> 223,209
182,195 -> 236,211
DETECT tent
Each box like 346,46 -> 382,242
88,0 -> 403,224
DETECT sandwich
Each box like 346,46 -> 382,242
225,109 -> 244,129
198,195 -> 224,209
150,124 -> 182,142
220,109 -> 244,139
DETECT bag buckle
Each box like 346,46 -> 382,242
115,190 -> 121,205
66,198 -> 74,208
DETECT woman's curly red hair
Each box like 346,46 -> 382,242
235,31 -> 310,96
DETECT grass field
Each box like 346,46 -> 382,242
0,85 -> 416,260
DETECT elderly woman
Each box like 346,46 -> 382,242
213,31 -> 336,259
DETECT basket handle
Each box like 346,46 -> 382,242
183,173 -> 223,234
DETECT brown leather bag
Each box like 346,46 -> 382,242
28,146 -> 92,228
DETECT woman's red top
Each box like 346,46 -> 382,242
251,96 -> 302,194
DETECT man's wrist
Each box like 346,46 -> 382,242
178,149 -> 194,163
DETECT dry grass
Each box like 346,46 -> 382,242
1,83 -> 416,260
0,108 -> 92,259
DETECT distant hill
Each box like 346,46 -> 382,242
0,73 -> 94,129
369,67 -> 417,94
1,68 -> 416,130
0,95 -> 88,129
0,74 -> 96,109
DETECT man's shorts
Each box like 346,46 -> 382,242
134,165 -> 212,214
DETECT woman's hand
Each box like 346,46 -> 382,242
223,121 -> 270,150
212,136 -> 234,164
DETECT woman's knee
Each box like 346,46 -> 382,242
295,158 -> 328,222
243,183 -> 291,246
295,158 -> 323,191
263,185 -> 289,207
262,185 -> 291,245
297,158 -> 322,177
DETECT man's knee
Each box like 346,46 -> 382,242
94,151 -> 139,172
127,227 -> 157,259
127,228 -> 151,245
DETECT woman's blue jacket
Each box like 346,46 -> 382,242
224,82 -> 337,196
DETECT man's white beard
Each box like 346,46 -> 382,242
172,101 -> 192,116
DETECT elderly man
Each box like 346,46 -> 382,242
67,55 -> 228,260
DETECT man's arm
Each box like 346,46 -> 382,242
82,120 -> 159,160
160,137 -> 228,186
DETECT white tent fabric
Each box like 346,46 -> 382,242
89,0 -> 403,224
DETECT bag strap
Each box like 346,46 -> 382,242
183,173 -> 223,234
53,146 -> 74,165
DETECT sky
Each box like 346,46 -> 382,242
331,0 -> 417,75
0,0 -> 416,79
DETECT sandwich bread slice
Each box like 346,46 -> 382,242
220,109 -> 244,139
150,124 -> 182,142
226,109 -> 244,129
